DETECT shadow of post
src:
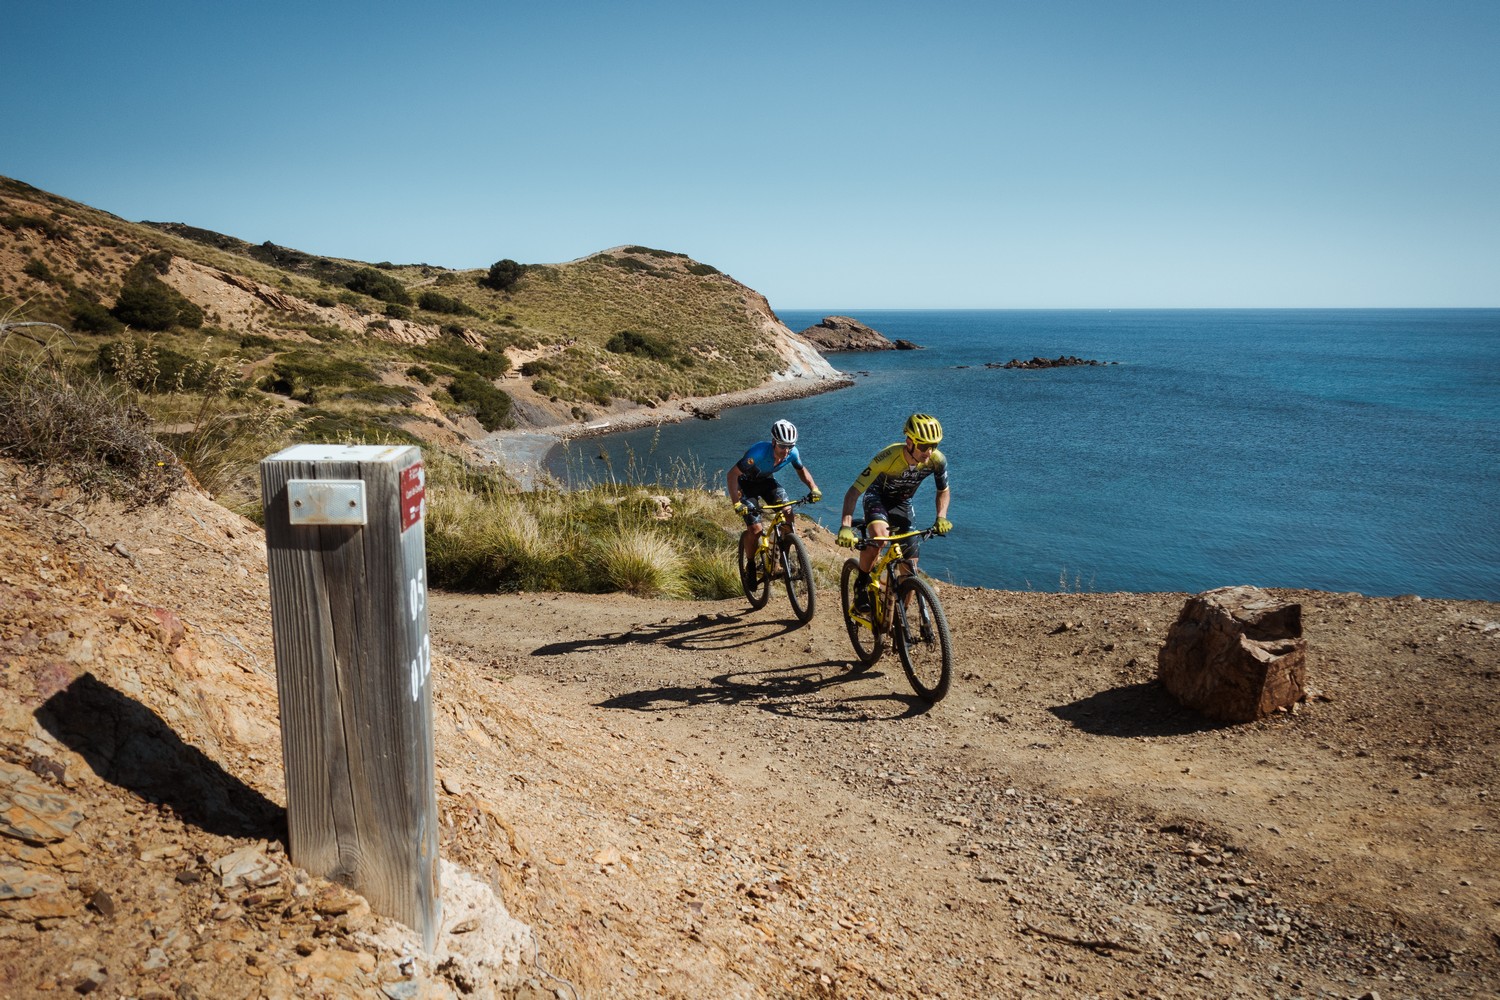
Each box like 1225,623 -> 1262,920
36,672 -> 286,842
1049,681 -> 1232,738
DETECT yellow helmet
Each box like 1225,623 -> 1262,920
903,413 -> 943,445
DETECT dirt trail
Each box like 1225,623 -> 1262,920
429,575 -> 1500,998
2,472 -> 1497,998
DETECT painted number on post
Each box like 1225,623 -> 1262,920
408,566 -> 431,701
409,633 -> 432,702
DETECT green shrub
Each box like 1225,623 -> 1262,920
605,329 -> 672,361
480,259 -> 527,292
303,324 -> 350,342
260,351 -> 379,400
418,291 -> 474,315
345,267 -> 412,305
111,255 -> 202,331
406,364 -> 435,385
68,295 -> 123,334
413,331 -> 509,378
340,384 -> 419,406
600,255 -> 659,276
23,259 -> 53,282
385,303 -> 411,320
622,246 -> 682,259
447,372 -> 512,431
238,333 -> 277,352
296,408 -> 425,445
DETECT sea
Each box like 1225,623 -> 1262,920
547,309 -> 1500,600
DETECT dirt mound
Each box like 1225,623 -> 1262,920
2,464 -> 1497,997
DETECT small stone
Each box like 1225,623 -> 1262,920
87,889 -> 116,919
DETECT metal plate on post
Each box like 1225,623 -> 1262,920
287,479 -> 368,526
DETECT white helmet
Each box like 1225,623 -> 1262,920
771,419 -> 798,445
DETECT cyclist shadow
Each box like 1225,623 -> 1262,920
532,609 -> 806,657
598,660 -> 935,722
1049,682 -> 1231,737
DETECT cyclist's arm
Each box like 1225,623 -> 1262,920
930,450 -> 951,523
840,483 -> 861,529
796,464 -> 820,496
726,464 -> 742,504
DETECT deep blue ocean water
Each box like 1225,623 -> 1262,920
548,310 -> 1500,599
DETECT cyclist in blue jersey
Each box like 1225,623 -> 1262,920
729,419 -> 823,584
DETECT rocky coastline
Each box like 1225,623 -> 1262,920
475,370 -> 855,487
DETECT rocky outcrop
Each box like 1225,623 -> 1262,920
988,355 -> 1114,369
796,316 -> 918,353
1157,586 -> 1307,722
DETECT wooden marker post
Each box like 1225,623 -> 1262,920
260,444 -> 440,951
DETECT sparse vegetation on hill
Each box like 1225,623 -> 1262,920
0,179 -> 800,453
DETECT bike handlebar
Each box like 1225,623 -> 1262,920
742,494 -> 817,513
851,523 -> 945,550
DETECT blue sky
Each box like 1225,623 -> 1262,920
5,1 -> 1497,308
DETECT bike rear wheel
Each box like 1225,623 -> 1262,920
894,575 -> 953,703
840,558 -> 884,666
780,533 -> 815,624
738,533 -> 770,610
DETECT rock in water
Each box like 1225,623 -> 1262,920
796,316 -> 906,352
1157,586 -> 1307,722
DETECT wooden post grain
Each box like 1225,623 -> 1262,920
260,444 -> 440,950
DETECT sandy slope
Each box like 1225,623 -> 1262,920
2,468 -> 1497,998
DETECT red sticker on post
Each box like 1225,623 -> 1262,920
400,462 -> 425,532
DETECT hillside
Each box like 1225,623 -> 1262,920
0,176 -> 847,478
2,463 -> 1497,998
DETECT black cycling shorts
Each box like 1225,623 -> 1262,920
861,495 -> 920,559
738,476 -> 788,526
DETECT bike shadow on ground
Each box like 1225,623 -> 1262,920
597,660 -> 938,722
1049,681 -> 1231,738
531,609 -> 807,657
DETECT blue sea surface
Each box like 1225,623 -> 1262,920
549,310 -> 1500,599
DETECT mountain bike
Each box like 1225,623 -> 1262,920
839,520 -> 953,703
738,496 -> 817,623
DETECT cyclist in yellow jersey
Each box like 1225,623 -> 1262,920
836,413 -> 952,612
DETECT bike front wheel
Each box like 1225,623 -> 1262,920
840,559 -> 884,666
780,533 -> 815,624
738,534 -> 770,610
894,575 -> 953,703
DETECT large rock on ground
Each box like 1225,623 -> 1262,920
1157,586 -> 1307,722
